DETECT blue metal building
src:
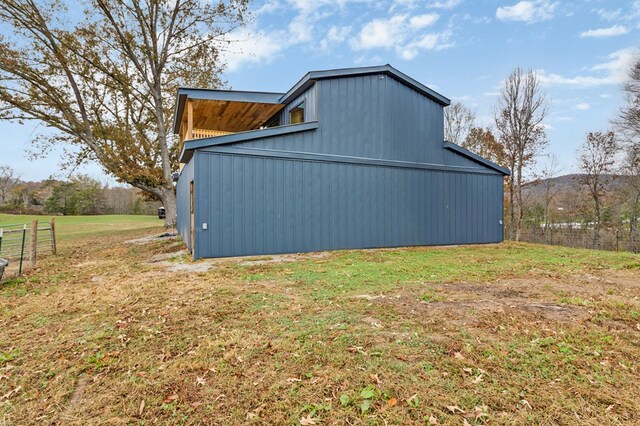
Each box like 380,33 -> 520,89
174,65 -> 510,259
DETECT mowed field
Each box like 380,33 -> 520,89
0,214 -> 163,241
0,224 -> 639,425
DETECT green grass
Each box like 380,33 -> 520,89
1,233 -> 640,425
0,213 -> 163,241
237,243 -> 640,299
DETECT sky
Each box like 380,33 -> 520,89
2,0 -> 639,182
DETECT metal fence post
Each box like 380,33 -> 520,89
19,225 -> 26,276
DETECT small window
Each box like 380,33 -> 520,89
289,101 -> 305,124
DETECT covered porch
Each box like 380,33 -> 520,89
173,88 -> 286,165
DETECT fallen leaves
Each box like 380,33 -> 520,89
138,400 -> 145,416
299,414 -> 318,425
246,404 -> 265,420
163,394 -> 178,403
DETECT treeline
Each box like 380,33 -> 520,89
0,171 -> 160,216
446,56 -> 640,252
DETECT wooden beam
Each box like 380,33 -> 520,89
186,99 -> 194,141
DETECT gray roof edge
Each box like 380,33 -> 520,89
179,121 -> 319,163
279,64 -> 451,106
443,141 -> 511,176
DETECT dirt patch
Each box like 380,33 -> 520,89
147,250 -> 188,263
125,232 -> 178,245
209,251 -> 331,266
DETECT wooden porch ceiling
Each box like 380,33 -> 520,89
181,99 -> 285,133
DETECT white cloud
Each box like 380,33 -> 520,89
320,25 -> 352,51
352,13 -> 451,59
575,102 -> 590,110
353,14 -> 409,49
409,13 -> 440,29
391,0 -> 461,9
538,47 -> 639,88
223,29 -> 288,71
399,31 -> 453,59
426,0 -> 462,9
496,0 -> 557,23
580,25 -> 629,38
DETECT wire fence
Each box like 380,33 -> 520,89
0,219 -> 57,279
518,224 -> 637,253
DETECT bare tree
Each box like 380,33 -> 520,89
0,165 -> 20,205
494,68 -> 549,241
621,144 -> 640,252
615,55 -> 640,143
538,154 -> 562,240
578,131 -> 618,249
0,0 -> 249,227
445,102 -> 476,146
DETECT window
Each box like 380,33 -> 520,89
289,101 -> 305,124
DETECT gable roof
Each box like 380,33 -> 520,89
280,64 -> 451,106
443,141 -> 511,176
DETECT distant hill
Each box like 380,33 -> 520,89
523,174 -> 630,200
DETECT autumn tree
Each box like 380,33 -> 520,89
494,68 -> 549,241
445,102 -> 476,146
0,165 -> 20,205
578,131 -> 618,249
462,127 -> 505,165
0,0 -> 249,227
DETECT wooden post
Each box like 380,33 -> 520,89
186,99 -> 193,141
30,220 -> 38,268
50,217 -> 57,255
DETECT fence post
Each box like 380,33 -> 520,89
19,225 -> 26,276
50,217 -> 57,255
30,220 -> 38,268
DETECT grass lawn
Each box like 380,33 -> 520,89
0,214 -> 164,241
0,230 -> 639,425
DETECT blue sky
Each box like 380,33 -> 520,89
2,0 -> 639,182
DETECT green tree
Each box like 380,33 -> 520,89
0,0 -> 249,227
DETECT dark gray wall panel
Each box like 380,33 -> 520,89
193,151 -> 504,258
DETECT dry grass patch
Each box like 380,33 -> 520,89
0,231 -> 639,425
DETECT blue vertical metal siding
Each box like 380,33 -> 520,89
225,74 -> 484,170
193,151 -> 504,258
176,158 -> 194,251
179,71 -> 507,258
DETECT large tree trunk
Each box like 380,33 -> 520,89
593,195 -> 601,249
515,162 -> 524,241
159,188 -> 177,228
629,193 -> 640,252
508,177 -> 515,240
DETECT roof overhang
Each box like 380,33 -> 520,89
443,141 -> 511,176
280,64 -> 451,106
172,88 -> 285,134
179,121 -> 319,163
